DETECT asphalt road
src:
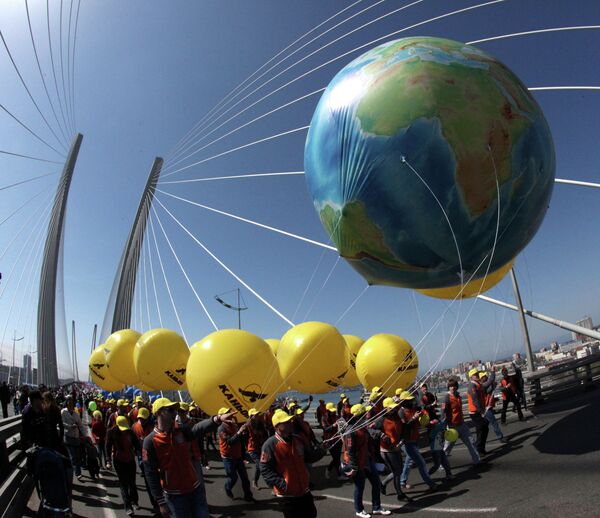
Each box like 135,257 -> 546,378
24,389 -> 600,517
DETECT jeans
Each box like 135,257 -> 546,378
428,450 -> 452,476
222,457 -> 252,497
444,422 -> 480,464
95,442 -> 107,467
65,444 -> 82,476
279,491 -> 317,518
469,413 -> 489,454
353,459 -> 382,513
484,408 -> 503,439
165,484 -> 209,518
248,451 -> 261,484
114,460 -> 138,509
381,450 -> 404,496
401,442 -> 434,488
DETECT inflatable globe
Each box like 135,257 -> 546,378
305,37 -> 555,289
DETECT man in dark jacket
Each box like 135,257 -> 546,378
0,382 -> 10,418
260,409 -> 325,518
142,398 -> 236,518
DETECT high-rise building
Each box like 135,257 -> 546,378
23,354 -> 32,385
572,316 -> 593,341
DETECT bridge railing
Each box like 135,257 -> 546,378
526,353 -> 600,405
0,414 -> 33,517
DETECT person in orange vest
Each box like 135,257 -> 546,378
377,398 -> 410,500
479,372 -> 507,443
343,404 -> 392,517
246,408 -> 268,489
260,409 -> 325,518
442,377 -> 480,464
467,368 -> 490,456
218,407 -> 254,502
321,403 -> 342,480
500,367 -> 524,423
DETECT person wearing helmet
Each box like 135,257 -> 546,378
321,403 -> 343,480
442,378 -> 480,464
246,408 -> 268,489
260,409 -> 325,518
343,404 -> 392,518
467,368 -> 490,456
91,409 -> 107,469
397,391 -> 437,492
106,415 -> 141,515
500,367 -> 524,423
479,372 -> 507,444
217,407 -> 254,502
143,398 -> 237,518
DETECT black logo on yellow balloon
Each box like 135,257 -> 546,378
325,369 -> 349,388
239,385 -> 267,403
165,367 -> 185,386
397,350 -> 418,372
90,363 -> 106,380
219,384 -> 249,418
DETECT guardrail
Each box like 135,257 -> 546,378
0,414 -> 32,518
526,353 -> 600,405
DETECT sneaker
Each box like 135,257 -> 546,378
356,511 -> 371,518
76,474 -> 84,482
372,509 -> 391,516
126,508 -> 134,516
401,483 -> 412,490
225,488 -> 234,499
132,504 -> 140,511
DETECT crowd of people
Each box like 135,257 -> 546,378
12,364 -> 528,518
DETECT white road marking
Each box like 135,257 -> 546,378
321,493 -> 498,513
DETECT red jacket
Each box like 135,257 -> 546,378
106,427 -> 140,464
218,422 -> 243,459
260,433 -> 323,497
132,420 -> 153,441
443,392 -> 464,426
380,414 -> 403,451
142,418 -> 218,505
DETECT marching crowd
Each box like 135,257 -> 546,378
14,362 -> 527,518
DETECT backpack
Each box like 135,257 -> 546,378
26,446 -> 71,514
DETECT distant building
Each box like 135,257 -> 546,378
572,316 -> 593,341
23,354 -> 32,385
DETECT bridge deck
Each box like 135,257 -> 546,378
23,389 -> 600,517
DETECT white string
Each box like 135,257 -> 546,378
160,171 -> 305,185
162,125 -> 309,178
302,256 -> 341,322
156,189 -> 336,251
148,212 -> 189,343
291,249 -> 327,322
151,203 -> 218,332
145,232 -> 164,328
165,0 -> 367,161
467,25 -> 600,45
163,0 -> 425,165
153,196 -> 295,327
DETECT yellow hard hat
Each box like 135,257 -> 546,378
365,405 -> 373,412
419,413 -> 430,427
179,402 -> 190,412
400,391 -> 414,401
340,393 -> 346,399
92,410 -> 102,419
217,407 -> 231,416
383,397 -> 399,409
478,371 -> 489,379
468,368 -> 479,378
395,388 -> 403,396
248,408 -> 260,417
272,409 -> 293,427
325,402 -> 336,412
351,404 -> 366,416
116,399 -> 125,407
135,396 -> 143,403
152,397 -> 178,415
138,407 -> 150,420
116,415 -> 130,431
295,408 -> 305,415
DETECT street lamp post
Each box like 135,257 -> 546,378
9,331 -> 24,385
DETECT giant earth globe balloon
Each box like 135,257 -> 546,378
304,37 -> 555,290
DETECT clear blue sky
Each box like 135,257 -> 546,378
1,0 -> 599,380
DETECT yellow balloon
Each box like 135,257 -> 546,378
135,382 -> 156,392
278,322 -> 349,394
265,338 -> 280,356
341,335 -> 364,387
104,329 -> 141,385
134,329 -> 190,390
355,334 -> 418,394
417,261 -> 513,300
89,345 -> 124,391
187,329 -> 282,421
